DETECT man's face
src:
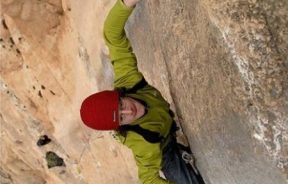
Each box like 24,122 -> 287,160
119,97 -> 145,125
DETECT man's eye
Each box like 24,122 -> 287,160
120,114 -> 124,123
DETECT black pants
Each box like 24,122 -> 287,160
162,137 -> 204,184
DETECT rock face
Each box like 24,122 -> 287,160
0,0 -> 287,184
1,0 -> 138,184
128,0 -> 288,183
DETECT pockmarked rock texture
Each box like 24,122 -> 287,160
1,0 -> 138,184
1,0 -> 287,184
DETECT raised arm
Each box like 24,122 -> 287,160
104,0 -> 143,89
123,0 -> 140,8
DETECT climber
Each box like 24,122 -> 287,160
80,0 -> 204,183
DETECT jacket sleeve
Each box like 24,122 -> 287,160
125,132 -> 172,184
104,0 -> 143,89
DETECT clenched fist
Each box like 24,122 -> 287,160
123,0 -> 141,8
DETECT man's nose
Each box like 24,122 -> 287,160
121,110 -> 133,115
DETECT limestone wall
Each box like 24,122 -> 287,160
1,0 -> 287,184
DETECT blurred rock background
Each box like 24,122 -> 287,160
0,0 -> 287,183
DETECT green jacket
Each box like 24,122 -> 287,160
104,1 -> 173,183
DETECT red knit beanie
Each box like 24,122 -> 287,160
80,90 -> 120,130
